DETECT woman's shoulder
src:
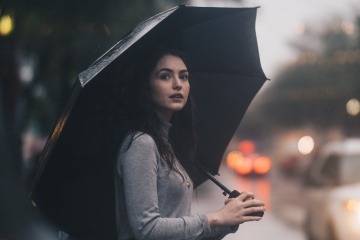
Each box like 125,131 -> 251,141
122,131 -> 156,149
117,131 -> 160,174
133,131 -> 156,145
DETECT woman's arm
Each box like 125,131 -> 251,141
118,133 -> 210,240
118,133 -> 265,239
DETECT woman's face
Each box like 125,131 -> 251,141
149,54 -> 190,121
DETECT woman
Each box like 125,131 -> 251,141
115,47 -> 266,239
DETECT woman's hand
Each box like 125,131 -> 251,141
224,193 -> 253,205
206,191 -> 265,227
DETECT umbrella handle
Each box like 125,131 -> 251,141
229,190 -> 264,217
195,162 -> 264,217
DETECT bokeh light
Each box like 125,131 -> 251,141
253,156 -> 272,174
238,140 -> 255,155
345,199 -> 360,212
298,136 -> 314,155
233,156 -> 253,175
226,151 -> 243,169
346,98 -> 360,116
0,14 -> 14,36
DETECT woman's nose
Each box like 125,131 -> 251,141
173,78 -> 182,90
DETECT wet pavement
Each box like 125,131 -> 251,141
192,163 -> 307,240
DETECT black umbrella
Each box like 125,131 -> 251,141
31,4 -> 267,239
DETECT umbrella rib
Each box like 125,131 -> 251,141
78,6 -> 180,87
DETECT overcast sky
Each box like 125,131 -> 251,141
189,0 -> 359,77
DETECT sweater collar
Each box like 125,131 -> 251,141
160,120 -> 172,138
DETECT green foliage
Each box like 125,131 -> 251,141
243,14 -> 360,137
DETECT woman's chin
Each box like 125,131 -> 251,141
172,105 -> 185,112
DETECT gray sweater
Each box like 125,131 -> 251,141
115,123 -> 237,240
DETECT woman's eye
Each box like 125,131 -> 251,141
160,74 -> 171,80
180,74 -> 189,80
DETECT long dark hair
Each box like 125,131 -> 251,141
122,46 -> 196,181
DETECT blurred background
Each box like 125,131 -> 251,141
1,0 -> 359,239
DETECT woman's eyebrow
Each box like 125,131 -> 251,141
156,68 -> 188,74
157,68 -> 173,74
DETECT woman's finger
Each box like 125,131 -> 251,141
244,196 -> 253,202
224,198 -> 234,205
243,205 -> 266,217
243,198 -> 264,206
237,191 -> 255,202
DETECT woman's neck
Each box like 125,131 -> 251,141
156,110 -> 173,123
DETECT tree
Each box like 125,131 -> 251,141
240,14 -> 360,138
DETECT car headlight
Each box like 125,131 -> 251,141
344,199 -> 360,235
344,199 -> 360,221
345,199 -> 360,213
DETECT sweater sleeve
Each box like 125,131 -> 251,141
117,133 -> 212,240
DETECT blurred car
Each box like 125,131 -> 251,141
226,140 -> 271,176
303,138 -> 360,240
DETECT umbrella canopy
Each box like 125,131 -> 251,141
31,4 -> 267,239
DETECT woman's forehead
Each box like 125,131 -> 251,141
155,54 -> 187,70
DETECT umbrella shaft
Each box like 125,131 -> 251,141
196,163 -> 232,196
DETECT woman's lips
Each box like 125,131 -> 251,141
169,93 -> 183,100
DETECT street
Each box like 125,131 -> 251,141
192,163 -> 306,240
